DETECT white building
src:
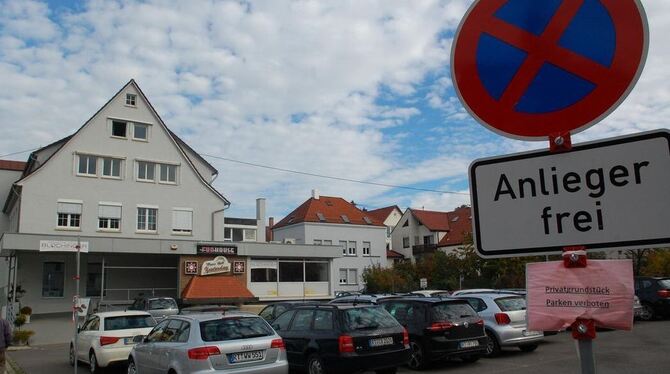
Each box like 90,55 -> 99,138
272,190 -> 388,292
366,205 -> 405,266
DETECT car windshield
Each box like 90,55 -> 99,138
342,306 -> 398,331
495,296 -> 527,311
200,317 -> 274,342
431,302 -> 478,322
104,315 -> 156,331
148,298 -> 177,310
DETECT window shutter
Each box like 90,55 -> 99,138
98,205 -> 121,219
172,210 -> 193,230
57,202 -> 82,214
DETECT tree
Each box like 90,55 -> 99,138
625,249 -> 652,275
642,248 -> 670,276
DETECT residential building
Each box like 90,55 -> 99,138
391,205 -> 473,261
0,161 -> 26,303
366,205 -> 403,250
272,190 -> 387,292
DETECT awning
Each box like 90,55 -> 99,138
181,275 -> 258,304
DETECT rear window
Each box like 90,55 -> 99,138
342,306 -> 399,331
658,279 -> 670,288
148,298 -> 178,310
104,315 -> 156,331
495,296 -> 526,312
200,317 -> 274,342
431,302 -> 478,322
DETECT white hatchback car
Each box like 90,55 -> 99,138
69,311 -> 157,373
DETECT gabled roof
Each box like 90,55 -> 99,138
366,205 -> 401,223
273,195 -> 384,229
0,160 -> 26,172
411,209 -> 451,232
438,206 -> 472,247
386,249 -> 405,259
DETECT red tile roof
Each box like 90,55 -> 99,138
366,205 -> 401,223
411,209 -> 451,232
273,196 -> 384,229
386,249 -> 405,259
0,160 -> 26,172
181,275 -> 255,300
438,206 -> 473,247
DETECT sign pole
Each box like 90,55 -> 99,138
73,236 -> 81,374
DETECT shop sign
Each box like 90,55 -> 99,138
40,240 -> 89,253
197,244 -> 237,256
233,261 -> 245,274
201,256 -> 231,276
184,261 -> 198,275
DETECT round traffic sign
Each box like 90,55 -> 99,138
452,0 -> 649,140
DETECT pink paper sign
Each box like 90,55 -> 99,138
527,260 -> 634,331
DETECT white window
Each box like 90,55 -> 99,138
126,93 -> 137,106
133,123 -> 148,140
57,202 -> 82,229
137,161 -> 156,181
101,158 -> 122,178
98,204 -> 121,231
323,240 -> 332,246
243,229 -> 257,242
112,120 -> 127,138
340,241 -> 347,256
172,209 -> 193,234
348,241 -> 357,256
137,207 -> 157,232
314,239 -> 322,245
362,241 -> 371,256
159,164 -> 177,184
339,269 -> 358,285
77,154 -> 97,176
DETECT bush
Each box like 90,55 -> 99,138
12,330 -> 34,345
13,314 -> 26,329
20,306 -> 32,315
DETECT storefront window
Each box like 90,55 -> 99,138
305,262 -> 328,282
279,262 -> 304,282
251,268 -> 277,282
42,262 -> 65,297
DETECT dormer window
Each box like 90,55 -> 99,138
112,121 -> 127,138
126,93 -> 137,106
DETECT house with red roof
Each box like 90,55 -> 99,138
272,190 -> 388,292
366,205 -> 404,265
391,205 -> 473,261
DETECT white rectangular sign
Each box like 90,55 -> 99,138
469,130 -> 670,258
39,240 -> 89,253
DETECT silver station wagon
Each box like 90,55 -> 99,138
128,312 -> 288,374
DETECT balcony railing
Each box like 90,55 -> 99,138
412,244 -> 438,256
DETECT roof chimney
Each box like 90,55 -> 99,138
312,189 -> 319,200
256,198 -> 266,242
267,217 -> 274,242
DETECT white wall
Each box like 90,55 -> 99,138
383,208 -> 402,251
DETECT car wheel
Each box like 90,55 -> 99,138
461,355 -> 480,363
127,358 -> 138,374
639,304 -> 655,321
307,354 -> 327,374
519,344 -> 538,353
89,351 -> 102,374
485,331 -> 501,357
69,344 -> 76,366
407,341 -> 426,370
375,368 -> 398,374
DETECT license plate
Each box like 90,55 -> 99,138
523,330 -> 541,337
230,350 -> 264,363
369,337 -> 394,348
459,340 -> 479,349
124,337 -> 133,345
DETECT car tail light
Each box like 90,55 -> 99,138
475,319 -> 485,326
188,346 -> 221,360
658,290 -> 670,298
495,313 -> 511,325
402,328 -> 410,348
99,336 -> 120,346
271,338 -> 285,350
427,321 -> 454,331
338,335 -> 355,353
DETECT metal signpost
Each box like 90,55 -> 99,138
451,1 -> 657,372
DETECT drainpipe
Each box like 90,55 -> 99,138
211,202 -> 231,241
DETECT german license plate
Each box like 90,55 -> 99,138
124,337 -> 133,345
369,337 -> 394,347
523,330 -> 541,336
459,340 -> 479,349
230,350 -> 264,363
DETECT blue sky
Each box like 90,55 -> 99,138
1,0 -> 668,220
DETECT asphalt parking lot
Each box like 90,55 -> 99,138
9,320 -> 669,374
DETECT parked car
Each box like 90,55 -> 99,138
328,294 -> 398,305
452,292 -> 543,357
450,289 -> 495,296
259,301 -> 323,323
334,291 -> 362,298
634,276 -> 670,320
69,311 -> 156,373
128,312 -> 288,374
410,290 -> 451,298
127,296 -> 180,320
378,297 -> 486,370
633,295 -> 644,320
180,304 -> 239,315
270,304 -> 410,374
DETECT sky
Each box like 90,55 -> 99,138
1,0 -> 668,221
